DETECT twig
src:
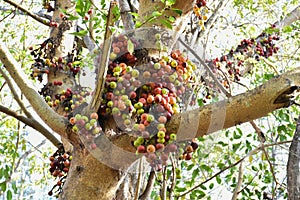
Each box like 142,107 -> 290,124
0,8 -> 14,23
0,81 -> 6,92
249,120 -> 279,189
249,120 -> 266,143
169,155 -> 177,200
178,37 -> 231,97
231,161 -> 244,200
234,81 -> 250,91
0,68 -> 32,118
3,0 -> 50,26
0,104 -> 60,147
88,1 -> 116,112
161,166 -> 167,200
88,0 -> 95,41
237,171 -> 259,195
261,57 -> 279,75
176,140 -> 292,198
196,0 -> 231,41
0,6 -> 52,20
139,171 -> 155,200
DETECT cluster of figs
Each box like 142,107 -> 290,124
48,146 -> 72,197
94,32 -> 200,170
30,30 -> 200,173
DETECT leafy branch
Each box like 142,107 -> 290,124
176,140 -> 292,198
3,0 -> 50,26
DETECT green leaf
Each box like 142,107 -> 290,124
4,166 -> 10,179
282,25 -> 293,33
198,190 -> 206,198
168,16 -> 176,23
152,11 -> 162,17
112,6 -> 120,21
11,181 -> 17,193
70,30 -> 88,37
200,184 -> 207,190
187,164 -> 194,171
216,175 -> 222,184
233,130 -> 242,139
129,12 -> 139,19
190,192 -> 197,199
75,0 -> 84,16
209,183 -> 214,189
217,162 -> 225,170
135,21 -> 142,28
127,39 -> 135,54
252,166 -> 258,171
197,99 -> 204,107
200,164 -> 211,172
7,190 -> 12,200
176,187 -> 186,192
159,19 -> 172,29
218,141 -> 228,146
232,143 -> 241,152
172,8 -> 182,15
166,0 -> 176,6
68,15 -> 80,21
192,168 -> 200,179
0,182 -> 7,192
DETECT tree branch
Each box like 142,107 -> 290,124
231,161 -> 244,200
0,67 -> 32,118
274,5 -> 300,28
167,67 -> 300,141
118,0 -> 135,31
0,67 -> 61,146
0,6 -> 52,20
3,0 -> 50,26
287,114 -> 300,199
195,0 -> 231,44
178,37 -> 231,97
88,1 -> 116,112
139,171 -> 155,200
0,104 -> 60,147
0,42 -> 67,138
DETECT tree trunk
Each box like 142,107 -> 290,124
287,115 -> 300,200
60,148 -> 122,200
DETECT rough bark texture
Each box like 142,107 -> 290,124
47,0 -> 77,101
287,115 -> 300,200
60,148 -> 124,200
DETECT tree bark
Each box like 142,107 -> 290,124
287,115 -> 300,200
167,67 -> 300,140
60,148 -> 124,200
